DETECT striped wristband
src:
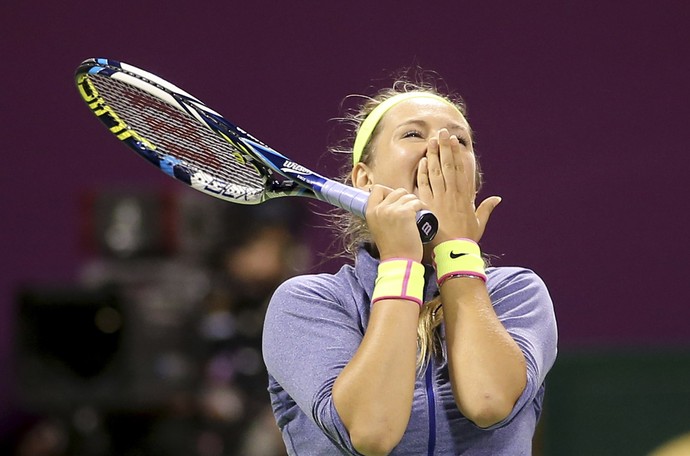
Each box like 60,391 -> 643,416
371,258 -> 425,307
432,239 -> 487,285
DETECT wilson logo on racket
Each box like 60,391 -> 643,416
281,161 -> 311,175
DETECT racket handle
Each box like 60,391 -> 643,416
318,180 -> 438,243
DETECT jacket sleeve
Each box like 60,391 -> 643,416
483,267 -> 558,429
262,273 -> 365,454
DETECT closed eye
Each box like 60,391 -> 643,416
402,130 -> 424,139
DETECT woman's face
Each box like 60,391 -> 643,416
354,97 -> 476,198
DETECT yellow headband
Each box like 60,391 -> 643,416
352,92 -> 461,164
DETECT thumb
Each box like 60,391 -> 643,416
476,196 -> 502,230
367,184 -> 394,204
365,184 -> 396,220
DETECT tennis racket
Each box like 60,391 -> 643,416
74,58 -> 438,242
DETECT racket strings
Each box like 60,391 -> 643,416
90,75 -> 266,197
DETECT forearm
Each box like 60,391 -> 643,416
442,277 -> 527,428
332,299 -> 419,455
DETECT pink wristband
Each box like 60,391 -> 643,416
371,258 -> 425,307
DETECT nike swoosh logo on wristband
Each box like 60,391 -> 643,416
449,251 -> 468,259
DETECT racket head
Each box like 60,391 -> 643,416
75,58 -> 437,242
75,58 -> 305,204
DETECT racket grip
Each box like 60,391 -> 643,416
318,180 -> 438,243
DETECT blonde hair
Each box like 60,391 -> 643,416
330,71 -> 484,370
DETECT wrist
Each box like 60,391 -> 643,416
372,258 -> 425,307
377,245 -> 423,263
432,238 -> 487,286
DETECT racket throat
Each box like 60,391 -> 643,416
267,179 -> 317,199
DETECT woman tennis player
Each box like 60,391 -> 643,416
262,75 -> 558,455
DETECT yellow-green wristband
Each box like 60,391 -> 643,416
371,258 -> 425,307
432,239 -> 487,285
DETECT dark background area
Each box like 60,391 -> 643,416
2,1 -> 689,454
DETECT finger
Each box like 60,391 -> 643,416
449,135 -> 470,195
367,184 -> 389,205
387,194 -> 426,224
416,157 -> 433,201
438,129 -> 457,191
426,136 -> 445,192
476,196 -> 502,234
382,187 -> 410,204
400,196 -> 426,213
366,185 -> 401,217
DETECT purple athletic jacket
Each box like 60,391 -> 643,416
262,248 -> 558,455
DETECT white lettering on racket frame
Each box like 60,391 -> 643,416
281,161 -> 311,175
191,171 -> 263,202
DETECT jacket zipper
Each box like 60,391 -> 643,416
425,361 -> 436,455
